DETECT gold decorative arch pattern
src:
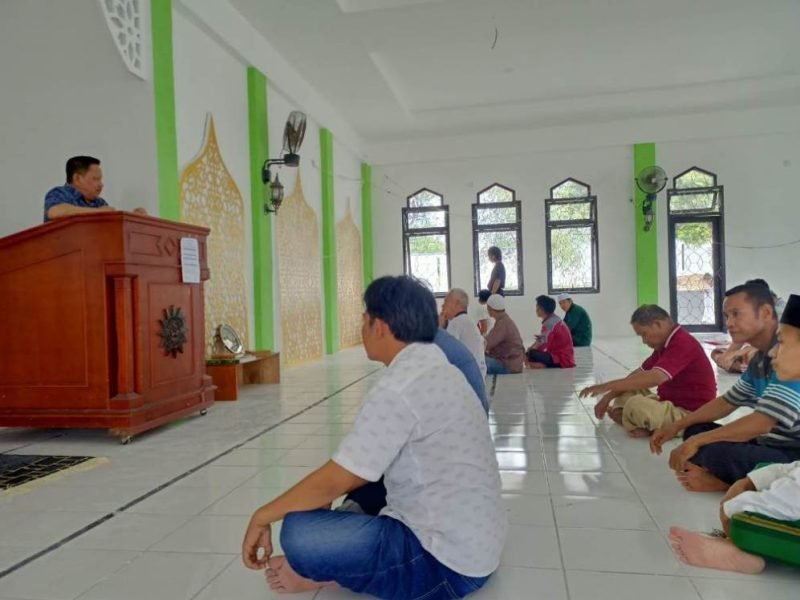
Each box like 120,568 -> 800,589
337,199 -> 363,349
179,114 -> 249,356
277,171 -> 323,366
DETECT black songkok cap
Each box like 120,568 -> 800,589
780,294 -> 800,329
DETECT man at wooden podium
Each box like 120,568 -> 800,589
43,155 -> 147,221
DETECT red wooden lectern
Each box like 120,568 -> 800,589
0,213 -> 215,442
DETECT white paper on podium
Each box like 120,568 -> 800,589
180,237 -> 201,283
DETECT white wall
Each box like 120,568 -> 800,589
374,146 -> 638,341
0,0 -> 158,237
333,140 -> 363,228
657,132 -> 800,308
172,9 -> 255,347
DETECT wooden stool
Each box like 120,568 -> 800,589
205,351 -> 280,401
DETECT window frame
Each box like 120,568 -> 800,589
472,183 -> 524,296
544,177 -> 600,295
666,167 -> 726,331
402,188 -> 452,298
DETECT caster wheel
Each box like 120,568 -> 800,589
120,435 -> 133,445
200,409 -> 208,416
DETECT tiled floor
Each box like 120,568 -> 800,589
0,339 -> 798,599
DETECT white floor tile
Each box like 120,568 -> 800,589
502,494 -> 555,527
127,486 -> 233,515
0,548 -> 139,600
193,559 -> 317,600
75,552 -> 234,600
499,471 -> 550,495
691,576 -> 800,600
278,447 -> 336,467
544,451 -> 622,472
210,448 -> 287,467
0,510 -> 105,549
202,486 -> 285,516
500,526 -> 562,569
560,528 -> 682,575
567,570 -> 701,600
67,513 -> 190,550
474,567 -> 567,599
553,495 -> 657,530
548,471 -> 637,498
151,515 -> 250,554
495,450 -> 545,471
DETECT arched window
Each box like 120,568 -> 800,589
402,188 -> 451,296
545,178 -> 599,293
472,184 -> 523,295
667,167 -> 725,330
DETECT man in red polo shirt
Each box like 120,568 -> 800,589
580,305 -> 716,438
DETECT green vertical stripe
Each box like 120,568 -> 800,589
247,67 -> 274,350
361,162 -> 374,287
634,143 -> 658,305
151,0 -> 180,221
320,128 -> 338,355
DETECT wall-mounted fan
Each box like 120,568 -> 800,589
635,165 -> 667,232
262,111 -> 307,213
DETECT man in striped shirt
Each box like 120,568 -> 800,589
651,282 -> 800,492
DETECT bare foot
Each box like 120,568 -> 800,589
609,407 -> 624,425
676,463 -> 729,492
669,526 -> 765,574
527,362 -> 546,370
628,427 -> 651,438
265,556 -> 335,594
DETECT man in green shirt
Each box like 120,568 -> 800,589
557,293 -> 592,347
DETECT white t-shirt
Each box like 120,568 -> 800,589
334,343 -> 507,577
470,304 -> 495,334
446,313 -> 487,378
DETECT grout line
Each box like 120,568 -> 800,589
0,369 -> 379,580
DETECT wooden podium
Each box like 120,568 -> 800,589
0,213 -> 215,442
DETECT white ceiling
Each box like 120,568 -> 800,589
229,0 -> 800,144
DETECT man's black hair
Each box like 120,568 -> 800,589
536,295 -> 556,315
363,276 -> 438,342
725,282 -> 775,314
66,156 -> 100,183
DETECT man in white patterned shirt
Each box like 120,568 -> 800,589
242,276 -> 506,599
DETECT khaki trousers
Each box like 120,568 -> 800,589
611,391 -> 689,433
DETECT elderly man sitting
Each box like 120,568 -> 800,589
557,293 -> 592,347
581,304 -> 716,438
440,288 -> 486,377
484,294 -> 524,375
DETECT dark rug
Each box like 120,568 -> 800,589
0,454 -> 94,490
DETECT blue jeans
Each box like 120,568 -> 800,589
281,509 -> 490,600
684,422 -> 800,484
485,355 -> 510,375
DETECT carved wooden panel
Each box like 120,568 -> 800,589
277,171 -> 323,366
336,199 -> 363,349
180,114 -> 249,356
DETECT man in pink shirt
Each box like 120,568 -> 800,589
580,304 -> 716,438
526,295 -> 576,370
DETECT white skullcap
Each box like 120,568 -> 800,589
487,294 -> 505,311
557,293 -> 572,302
